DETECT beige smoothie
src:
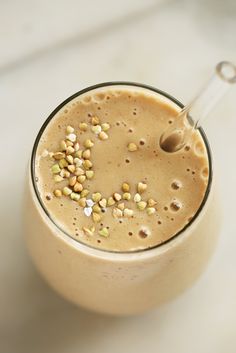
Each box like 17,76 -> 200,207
25,83 -> 219,315
34,87 -> 209,252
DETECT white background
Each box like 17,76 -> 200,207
1,1 -> 236,352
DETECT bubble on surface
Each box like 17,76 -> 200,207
201,166 -> 209,179
139,139 -> 145,146
170,200 -> 182,212
94,93 -> 105,101
194,141 -> 204,156
45,193 -> 52,201
171,180 -> 182,190
82,95 -> 92,104
138,227 -> 150,239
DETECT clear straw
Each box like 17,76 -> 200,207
160,61 -> 236,153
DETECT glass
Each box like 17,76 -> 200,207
24,82 -> 220,315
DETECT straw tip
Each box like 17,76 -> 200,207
216,61 -> 236,84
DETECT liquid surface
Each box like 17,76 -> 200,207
35,87 -> 209,252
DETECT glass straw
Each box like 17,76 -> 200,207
160,61 -> 236,153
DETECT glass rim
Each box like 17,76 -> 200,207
31,81 -> 213,255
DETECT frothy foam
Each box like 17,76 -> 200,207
35,87 -> 209,252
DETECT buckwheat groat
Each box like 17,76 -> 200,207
35,88 -> 209,252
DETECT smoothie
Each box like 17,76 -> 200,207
25,83 -> 218,315
34,86 -> 209,252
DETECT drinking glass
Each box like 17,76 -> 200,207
24,82 -> 220,316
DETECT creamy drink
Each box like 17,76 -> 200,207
34,87 -> 209,251
25,83 -> 220,315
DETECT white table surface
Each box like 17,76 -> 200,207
1,1 -> 236,352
